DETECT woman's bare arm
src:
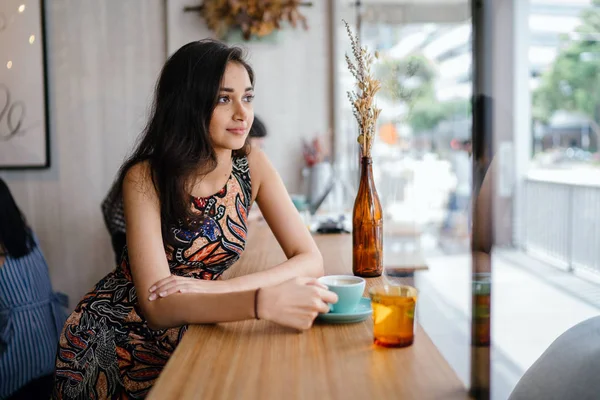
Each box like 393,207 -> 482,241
123,162 -> 259,329
223,148 -> 324,292
123,162 -> 334,331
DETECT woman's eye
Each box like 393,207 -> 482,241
244,95 -> 255,102
218,96 -> 230,103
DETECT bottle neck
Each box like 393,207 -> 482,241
360,157 -> 373,174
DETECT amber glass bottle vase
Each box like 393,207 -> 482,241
352,157 -> 383,277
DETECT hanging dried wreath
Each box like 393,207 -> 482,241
184,1 -> 312,41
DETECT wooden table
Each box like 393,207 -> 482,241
148,223 -> 469,400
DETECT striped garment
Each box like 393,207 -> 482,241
0,235 -> 68,399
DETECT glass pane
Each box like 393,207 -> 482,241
333,0 -> 474,393
335,2 -> 600,399
503,1 -> 600,399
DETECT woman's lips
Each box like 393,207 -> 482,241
227,128 -> 246,135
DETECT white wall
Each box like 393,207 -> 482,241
166,0 -> 332,192
0,0 -> 166,307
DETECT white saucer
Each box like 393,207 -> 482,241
316,297 -> 372,324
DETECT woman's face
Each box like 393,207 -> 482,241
209,62 -> 254,152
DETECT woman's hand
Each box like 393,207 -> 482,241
148,275 -> 230,301
257,277 -> 338,331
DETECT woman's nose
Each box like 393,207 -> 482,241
233,102 -> 249,121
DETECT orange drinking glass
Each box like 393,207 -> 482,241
369,285 -> 418,348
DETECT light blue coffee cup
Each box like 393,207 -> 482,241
318,275 -> 366,314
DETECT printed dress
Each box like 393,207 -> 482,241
52,156 -> 252,399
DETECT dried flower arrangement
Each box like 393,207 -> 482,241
344,20 -> 382,158
185,1 -> 312,41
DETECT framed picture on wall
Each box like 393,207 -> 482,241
0,0 -> 50,169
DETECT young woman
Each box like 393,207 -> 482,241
52,40 -> 337,399
0,178 -> 68,400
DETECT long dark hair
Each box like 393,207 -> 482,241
116,39 -> 254,245
0,178 -> 35,258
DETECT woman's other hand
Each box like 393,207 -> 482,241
148,275 -> 230,301
257,277 -> 338,330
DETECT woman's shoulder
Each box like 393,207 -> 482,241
123,161 -> 154,193
124,160 -> 150,181
243,145 -> 275,180
122,161 -> 160,206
